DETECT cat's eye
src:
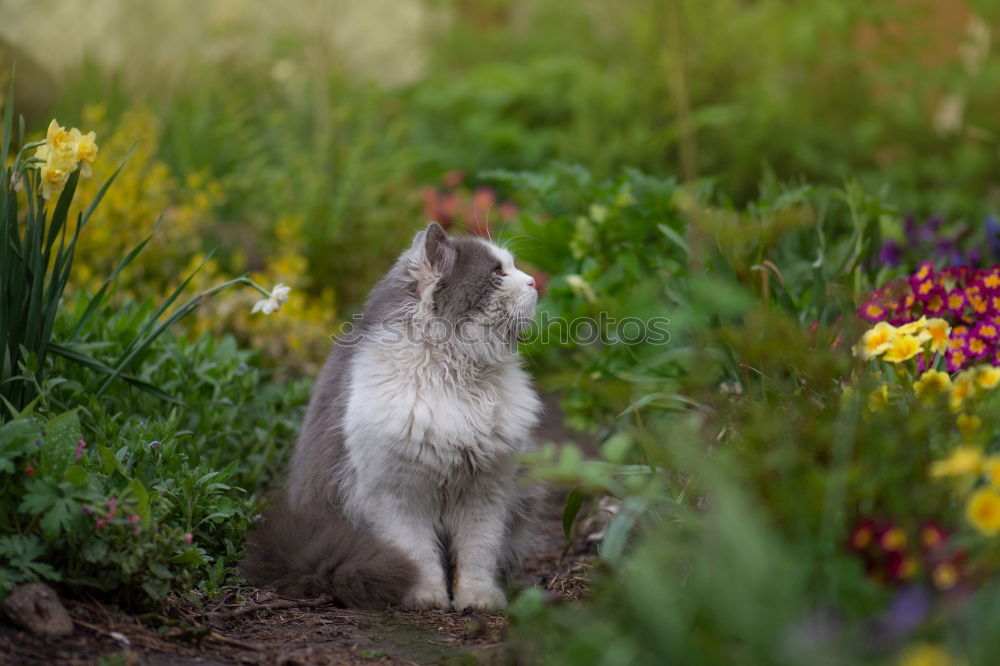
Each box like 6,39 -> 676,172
494,264 -> 506,277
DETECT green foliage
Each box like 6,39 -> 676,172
0,75 -> 124,411
500,166 -> 999,664
0,103 -> 307,609
0,300 -> 306,607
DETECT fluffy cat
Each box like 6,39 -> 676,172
243,222 -> 542,610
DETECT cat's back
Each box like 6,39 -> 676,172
286,340 -> 356,509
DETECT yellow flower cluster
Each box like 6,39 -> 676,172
897,643 -> 962,666
61,106 -> 335,375
945,364 -> 1000,412
34,119 -> 98,200
856,317 -> 950,362
929,444 -> 1000,536
68,106 -> 212,295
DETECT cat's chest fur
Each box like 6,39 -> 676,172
343,342 -> 539,475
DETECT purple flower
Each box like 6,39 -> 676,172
986,216 -> 1000,261
879,241 -> 903,267
869,585 -> 931,648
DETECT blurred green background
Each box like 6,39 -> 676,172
3,0 -> 998,361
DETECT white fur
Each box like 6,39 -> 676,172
338,240 -> 540,610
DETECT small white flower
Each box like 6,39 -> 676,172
251,283 -> 292,315
271,283 -> 291,305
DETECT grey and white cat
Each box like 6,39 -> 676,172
244,222 -> 542,610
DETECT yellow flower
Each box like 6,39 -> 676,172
949,371 -> 977,412
913,370 -> 951,401
932,562 -> 959,590
897,643 -> 959,666
857,322 -> 896,360
70,128 -> 99,178
924,318 -> 951,353
898,317 -> 931,342
975,365 -> 1000,390
929,446 -> 983,479
45,118 -> 75,154
32,119 -> 99,199
884,333 -> 921,363
956,413 -> 982,439
868,384 -> 889,411
966,487 -> 1000,536
984,456 -> 1000,489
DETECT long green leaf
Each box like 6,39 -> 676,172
47,343 -> 182,405
94,250 -> 218,395
66,215 -> 163,341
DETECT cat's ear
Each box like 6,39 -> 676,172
414,222 -> 455,274
410,222 -> 455,293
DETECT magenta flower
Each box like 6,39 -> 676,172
860,299 -> 889,323
183,533 -> 194,544
913,261 -> 935,283
968,336 -> 990,359
912,277 -> 937,302
974,321 -> 999,342
74,438 -> 86,460
946,289 -> 967,315
947,347 -> 971,372
925,287 -> 947,315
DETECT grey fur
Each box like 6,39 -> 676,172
243,222 -> 542,609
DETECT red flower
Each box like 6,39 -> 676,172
849,518 -> 878,551
918,522 -> 949,550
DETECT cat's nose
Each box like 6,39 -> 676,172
527,276 -> 537,290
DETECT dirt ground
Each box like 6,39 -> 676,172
1,396 -> 600,666
0,492 -> 595,666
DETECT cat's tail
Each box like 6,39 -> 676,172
241,498 -> 416,608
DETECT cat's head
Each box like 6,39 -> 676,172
403,222 -> 538,343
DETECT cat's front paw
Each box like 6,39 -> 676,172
402,582 -> 450,610
452,581 -> 507,612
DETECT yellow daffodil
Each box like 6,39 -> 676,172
45,118 -> 75,154
924,318 -> 951,353
38,163 -> 70,201
70,128 -> 99,178
31,118 -> 99,200
966,487 -> 1000,536
956,413 -> 982,438
897,643 -> 959,666
975,365 -> 1000,390
929,446 -> 983,479
884,333 -> 921,363
984,456 -> 1000,490
913,370 -> 951,401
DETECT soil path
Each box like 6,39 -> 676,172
1,493 -> 594,665
1,396 -> 597,665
